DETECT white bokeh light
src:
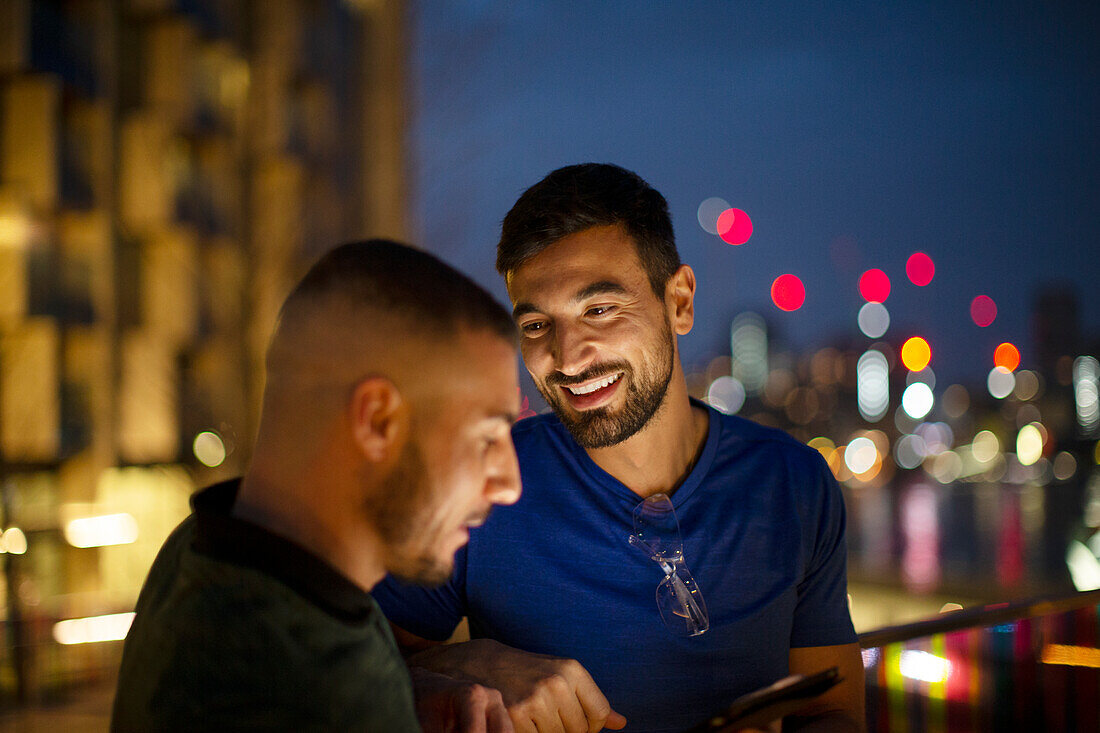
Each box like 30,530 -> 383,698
902,382 -> 934,420
697,197 -> 730,235
988,367 -> 1016,399
857,302 -> 890,339
845,437 -> 878,475
706,376 -> 746,415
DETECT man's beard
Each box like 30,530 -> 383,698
371,438 -> 454,587
539,318 -> 675,449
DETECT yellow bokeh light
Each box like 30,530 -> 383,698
53,612 -> 135,646
901,337 -> 931,372
808,437 -> 835,460
0,528 -> 27,555
1017,424 -> 1043,466
64,513 -> 139,548
1042,644 -> 1100,669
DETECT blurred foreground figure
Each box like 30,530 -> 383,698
112,240 -> 522,731
374,165 -> 866,732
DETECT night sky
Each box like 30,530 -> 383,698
408,1 -> 1099,391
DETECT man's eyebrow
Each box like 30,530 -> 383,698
485,409 -> 519,424
574,280 -> 628,301
512,280 -> 628,320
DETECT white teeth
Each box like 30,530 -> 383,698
566,373 -> 621,395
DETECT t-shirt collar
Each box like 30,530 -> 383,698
191,478 -> 377,625
564,397 -> 721,507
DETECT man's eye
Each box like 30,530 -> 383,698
587,306 -> 614,317
521,321 -> 546,334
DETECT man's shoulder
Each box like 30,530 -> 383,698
510,410 -> 569,451
709,409 -> 830,478
713,409 -> 818,454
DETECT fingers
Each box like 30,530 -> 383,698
507,660 -> 625,733
602,711 -> 628,731
457,682 -> 514,733
561,660 -> 623,733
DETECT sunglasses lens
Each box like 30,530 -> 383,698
656,565 -> 710,637
632,493 -> 684,561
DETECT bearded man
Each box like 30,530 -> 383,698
373,165 -> 865,733
112,240 -> 522,732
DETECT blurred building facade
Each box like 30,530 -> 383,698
0,0 -> 406,707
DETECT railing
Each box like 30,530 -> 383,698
858,589 -> 1100,731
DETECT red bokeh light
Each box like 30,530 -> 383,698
771,274 -> 805,311
970,295 -> 997,327
859,269 -> 891,303
717,208 -> 753,245
994,342 -> 1020,372
906,252 -> 935,286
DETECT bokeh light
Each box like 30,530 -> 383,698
916,422 -> 954,455
706,375 -> 746,415
845,437 -> 878,475
1017,423 -> 1044,466
808,437 -> 836,461
858,269 -> 891,303
696,197 -> 730,235
53,612 -> 135,646
994,342 -> 1021,372
971,430 -> 1000,463
1053,451 -> 1077,481
771,274 -> 805,311
906,367 -> 936,390
929,450 -> 963,484
193,431 -> 227,468
970,295 -> 997,327
731,313 -> 768,394
64,513 -> 139,548
1074,356 -> 1100,435
906,252 -> 935,286
901,337 -> 932,372
894,434 -> 926,470
857,302 -> 890,338
0,528 -> 27,555
717,207 -> 753,245
942,384 -> 969,419
857,349 -> 890,422
899,650 -> 950,683
1013,370 -> 1040,401
902,383 -> 934,420
988,367 -> 1016,399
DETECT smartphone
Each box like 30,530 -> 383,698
683,666 -> 842,732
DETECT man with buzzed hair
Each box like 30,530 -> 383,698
112,240 -> 522,732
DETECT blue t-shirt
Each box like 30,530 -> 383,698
374,402 -> 856,733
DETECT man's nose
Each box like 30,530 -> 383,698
550,323 -> 595,377
487,439 -> 522,506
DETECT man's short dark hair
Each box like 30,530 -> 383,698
496,163 -> 680,297
285,239 -> 516,344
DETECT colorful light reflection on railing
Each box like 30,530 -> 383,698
860,592 -> 1100,731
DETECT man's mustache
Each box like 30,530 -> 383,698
544,362 -> 631,388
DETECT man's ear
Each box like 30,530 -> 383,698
666,264 -> 696,335
350,376 -> 408,463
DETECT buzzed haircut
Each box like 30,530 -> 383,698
496,163 -> 681,297
283,239 -> 516,343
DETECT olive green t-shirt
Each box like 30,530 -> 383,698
111,479 -> 420,732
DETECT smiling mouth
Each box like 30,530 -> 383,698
564,373 -> 622,395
